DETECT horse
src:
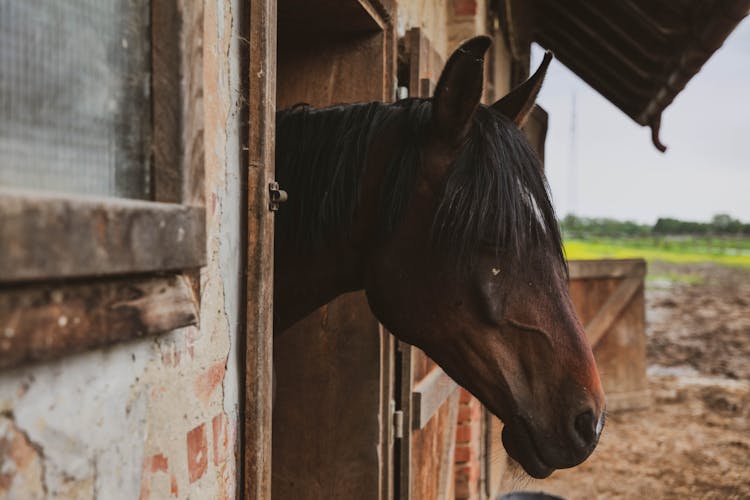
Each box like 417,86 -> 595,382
273,36 -> 605,479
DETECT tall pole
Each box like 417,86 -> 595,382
568,90 -> 578,216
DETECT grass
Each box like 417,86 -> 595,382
563,238 -> 750,269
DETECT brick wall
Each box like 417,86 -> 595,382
455,389 -> 483,500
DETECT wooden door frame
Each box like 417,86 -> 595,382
245,0 -> 277,498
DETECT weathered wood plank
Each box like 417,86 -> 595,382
437,391 -> 459,499
0,189 -> 206,282
379,325 -> 396,500
245,0 -> 276,498
569,262 -> 649,411
584,276 -> 642,347
180,0 -> 205,207
568,258 -> 646,280
152,0 -> 183,203
412,366 -> 459,430
0,274 -> 197,370
410,385 -> 459,500
395,340 -> 417,500
398,341 -> 415,500
273,293 -> 385,500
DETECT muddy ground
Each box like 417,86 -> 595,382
502,262 -> 750,499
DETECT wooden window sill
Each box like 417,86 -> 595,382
0,273 -> 199,370
0,188 -> 206,370
0,188 -> 206,282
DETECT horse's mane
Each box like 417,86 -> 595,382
275,99 -> 565,272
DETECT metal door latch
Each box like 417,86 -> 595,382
269,181 -> 288,211
393,409 -> 404,439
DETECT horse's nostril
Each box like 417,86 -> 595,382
573,409 -> 597,445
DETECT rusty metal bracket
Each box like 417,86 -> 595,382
268,181 -> 288,211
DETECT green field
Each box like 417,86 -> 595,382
563,237 -> 750,269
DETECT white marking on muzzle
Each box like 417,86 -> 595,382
595,413 -> 604,437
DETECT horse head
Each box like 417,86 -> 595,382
362,37 -> 605,478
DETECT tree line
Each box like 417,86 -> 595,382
560,214 -> 750,238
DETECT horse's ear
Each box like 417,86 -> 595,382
433,36 -> 492,144
492,51 -> 553,127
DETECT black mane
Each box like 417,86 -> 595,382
275,99 -> 564,271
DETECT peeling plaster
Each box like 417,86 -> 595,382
0,414 -> 45,499
0,342 -> 150,499
0,1 -> 244,498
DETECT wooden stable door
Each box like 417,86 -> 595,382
272,2 -> 396,499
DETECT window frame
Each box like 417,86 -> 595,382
0,0 -> 205,370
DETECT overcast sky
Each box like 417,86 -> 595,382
532,19 -> 750,224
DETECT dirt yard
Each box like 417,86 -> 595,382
502,262 -> 750,499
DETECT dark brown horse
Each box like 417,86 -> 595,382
273,36 -> 605,479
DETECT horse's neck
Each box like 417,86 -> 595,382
273,107 -> 378,334
273,237 -> 364,334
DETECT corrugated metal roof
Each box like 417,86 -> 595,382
531,0 -> 750,151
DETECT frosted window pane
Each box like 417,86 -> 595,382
0,0 -> 151,199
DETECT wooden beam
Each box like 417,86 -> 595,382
568,259 -> 646,280
538,22 -> 654,98
585,276 -> 642,347
411,367 -> 459,430
0,189 -> 205,282
0,274 -> 198,370
379,326 -> 395,500
244,0 -> 276,498
398,341 -> 414,500
535,33 -> 642,121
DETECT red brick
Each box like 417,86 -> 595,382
194,361 -> 226,405
455,475 -> 470,499
457,405 -> 470,422
148,453 -> 168,473
457,400 -> 482,423
459,418 -> 482,441
455,444 -> 472,463
187,423 -> 208,483
455,423 -> 469,443
452,0 -> 476,16
170,474 -> 179,497
457,403 -> 473,422
212,412 -> 230,466
455,472 -> 479,500
456,396 -> 484,500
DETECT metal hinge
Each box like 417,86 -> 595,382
268,181 -> 288,211
393,409 -> 404,440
